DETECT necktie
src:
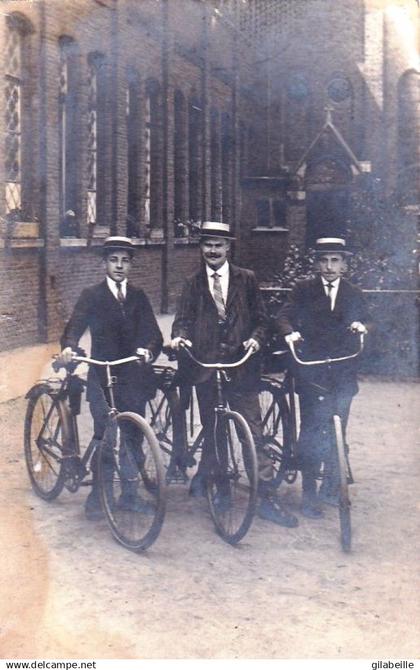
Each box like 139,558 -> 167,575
115,281 -> 125,307
212,272 -> 226,321
326,282 -> 334,310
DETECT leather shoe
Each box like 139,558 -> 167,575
258,497 -> 299,528
117,492 -> 155,515
212,491 -> 232,514
301,493 -> 324,519
85,489 -> 104,521
189,473 -> 207,497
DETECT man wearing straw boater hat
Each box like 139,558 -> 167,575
170,221 -> 298,528
277,237 -> 372,519
58,236 -> 163,520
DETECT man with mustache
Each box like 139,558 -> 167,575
171,221 -> 298,528
277,237 -> 372,518
57,236 -> 163,520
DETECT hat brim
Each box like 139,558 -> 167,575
199,230 -> 236,240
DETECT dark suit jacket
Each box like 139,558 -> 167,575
172,263 -> 268,389
276,276 -> 372,395
61,280 -> 163,400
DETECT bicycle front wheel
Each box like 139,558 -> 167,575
24,385 -> 69,500
98,411 -> 167,552
333,414 -> 351,553
207,410 -> 258,545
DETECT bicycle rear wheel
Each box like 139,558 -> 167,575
24,385 -> 69,500
259,381 -> 297,485
207,410 -> 258,545
98,411 -> 166,551
333,414 -> 351,553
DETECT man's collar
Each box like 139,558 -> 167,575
106,276 -> 127,289
205,261 -> 229,277
321,277 -> 341,287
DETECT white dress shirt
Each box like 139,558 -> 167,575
206,260 -> 229,305
322,277 -> 340,311
107,276 -> 127,300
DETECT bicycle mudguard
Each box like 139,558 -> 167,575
25,382 -> 53,400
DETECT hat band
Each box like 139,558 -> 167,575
316,237 -> 346,246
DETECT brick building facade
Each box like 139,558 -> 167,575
0,0 -> 418,355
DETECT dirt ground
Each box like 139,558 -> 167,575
0,378 -> 419,660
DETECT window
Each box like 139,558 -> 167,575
221,111 -> 233,223
210,108 -> 222,220
86,52 -> 106,231
174,90 -> 187,235
144,80 -> 163,232
4,14 -> 33,220
188,97 -> 203,225
59,37 -> 80,236
126,68 -> 141,237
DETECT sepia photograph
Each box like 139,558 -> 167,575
0,0 -> 418,664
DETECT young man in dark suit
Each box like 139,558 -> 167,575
171,221 -> 298,528
58,236 -> 163,519
277,237 -> 371,518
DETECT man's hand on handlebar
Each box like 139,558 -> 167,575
56,346 -> 74,366
135,347 -> 153,363
242,338 -> 260,353
170,337 -> 192,351
349,321 -> 368,335
285,331 -> 303,344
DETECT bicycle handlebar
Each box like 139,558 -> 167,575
178,342 -> 255,369
52,353 -> 145,372
287,332 -> 365,366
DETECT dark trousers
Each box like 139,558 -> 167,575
195,377 -> 274,493
87,369 -> 146,486
298,386 -> 353,495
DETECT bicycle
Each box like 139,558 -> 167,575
147,344 -> 259,545
24,353 -> 166,552
286,332 -> 365,553
258,362 -> 299,490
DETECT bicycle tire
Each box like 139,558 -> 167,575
259,380 -> 297,486
207,410 -> 258,545
24,385 -> 69,500
147,385 -> 199,483
333,414 -> 351,553
98,411 -> 167,551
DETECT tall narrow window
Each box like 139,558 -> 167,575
59,37 -> 80,236
221,111 -> 232,223
126,69 -> 141,237
86,56 -> 98,228
144,80 -> 162,232
4,16 -> 24,217
188,98 -> 202,224
86,52 -> 106,232
174,90 -> 187,235
210,108 -> 222,220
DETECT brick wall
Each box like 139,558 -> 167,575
0,0 -> 417,356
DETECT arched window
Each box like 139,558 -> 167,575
174,90 -> 187,235
126,68 -> 141,237
144,80 -> 163,231
86,51 -> 106,231
59,36 -> 80,237
4,13 -> 33,220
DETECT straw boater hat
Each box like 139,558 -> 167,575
199,221 -> 236,240
102,236 -> 135,257
314,237 -> 352,255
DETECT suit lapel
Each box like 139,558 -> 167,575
226,264 -> 240,313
